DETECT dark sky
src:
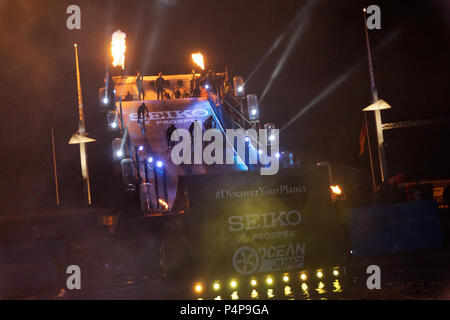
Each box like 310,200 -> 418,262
1,0 -> 449,213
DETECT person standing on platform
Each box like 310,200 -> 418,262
190,70 -> 197,97
136,70 -> 145,100
156,72 -> 165,100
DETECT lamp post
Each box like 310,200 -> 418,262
362,8 -> 391,184
69,44 -> 96,205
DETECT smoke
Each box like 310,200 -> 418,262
0,0 -> 69,212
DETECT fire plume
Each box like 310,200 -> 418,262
111,30 -> 126,69
191,52 -> 205,70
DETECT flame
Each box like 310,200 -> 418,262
330,185 -> 342,195
111,30 -> 126,69
159,199 -> 169,210
191,52 -> 205,70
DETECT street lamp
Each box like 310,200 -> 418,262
362,8 -> 391,184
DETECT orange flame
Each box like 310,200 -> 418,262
192,52 -> 205,70
111,30 -> 126,69
159,199 -> 169,210
330,185 -> 342,195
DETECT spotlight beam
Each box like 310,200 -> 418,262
259,16 -> 309,104
281,62 -> 361,132
280,28 -> 403,132
245,1 -> 312,85
244,1 -> 310,86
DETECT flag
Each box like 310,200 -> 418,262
358,124 -> 367,157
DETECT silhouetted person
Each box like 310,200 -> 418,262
124,91 -> 133,101
137,103 -> 149,124
156,72 -> 165,100
166,124 -> 177,148
172,87 -> 182,99
164,91 -> 171,100
136,70 -> 145,100
190,70 -> 197,97
182,89 -> 190,98
204,115 -> 216,130
189,121 -> 195,139
189,120 -> 202,141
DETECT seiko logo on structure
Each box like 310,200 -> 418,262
228,210 -> 302,232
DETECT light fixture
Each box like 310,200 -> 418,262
363,99 -> 392,111
194,283 -> 203,294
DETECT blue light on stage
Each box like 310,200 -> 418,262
204,84 -> 210,90
148,157 -> 154,163
138,146 -> 144,151
103,97 -> 109,105
156,161 -> 163,168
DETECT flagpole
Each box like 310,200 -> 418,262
74,44 -> 93,205
363,8 -> 388,184
51,127 -> 61,206
363,113 -> 376,191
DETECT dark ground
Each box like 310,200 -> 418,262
7,210 -> 448,300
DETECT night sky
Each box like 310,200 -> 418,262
1,0 -> 449,213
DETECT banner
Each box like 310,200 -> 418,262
175,167 -> 343,279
